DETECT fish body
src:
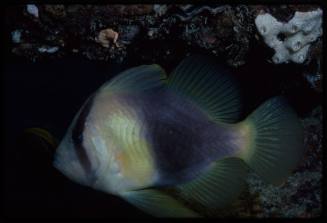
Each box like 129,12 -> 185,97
54,56 -> 303,217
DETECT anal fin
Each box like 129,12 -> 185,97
175,157 -> 248,216
120,189 -> 200,217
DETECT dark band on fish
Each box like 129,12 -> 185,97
138,89 -> 241,186
72,95 -> 95,174
148,119 -> 206,184
138,89 -> 212,185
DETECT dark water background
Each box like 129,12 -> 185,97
2,43 -> 321,219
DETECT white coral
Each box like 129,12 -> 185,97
38,46 -> 59,54
11,30 -> 22,43
26,4 -> 39,18
255,8 -> 322,64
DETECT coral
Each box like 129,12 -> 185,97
103,5 -> 154,16
26,4 -> 39,18
153,4 -> 168,17
11,30 -> 22,44
44,5 -> 66,19
305,73 -> 321,90
6,4 -> 256,64
38,46 -> 59,54
96,28 -> 119,48
305,40 -> 322,92
255,8 -> 322,64
225,5 -> 255,67
5,4 -> 322,69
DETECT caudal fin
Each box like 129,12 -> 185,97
238,97 -> 304,185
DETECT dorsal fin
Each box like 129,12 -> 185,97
100,64 -> 167,93
167,55 -> 241,123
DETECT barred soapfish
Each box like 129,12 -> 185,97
53,56 -> 303,217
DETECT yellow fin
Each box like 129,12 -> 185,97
175,157 -> 248,215
24,128 -> 58,151
120,189 -> 201,217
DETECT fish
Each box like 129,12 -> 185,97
53,55 -> 304,217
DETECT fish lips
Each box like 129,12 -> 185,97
53,137 -> 98,188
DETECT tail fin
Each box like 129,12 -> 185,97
238,97 -> 304,185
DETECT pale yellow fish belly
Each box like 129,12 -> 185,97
83,92 -> 157,194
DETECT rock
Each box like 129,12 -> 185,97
103,5 -> 153,16
119,25 -> 140,45
44,5 -> 66,18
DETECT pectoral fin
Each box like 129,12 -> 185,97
120,189 -> 200,218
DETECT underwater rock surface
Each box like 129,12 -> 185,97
4,4 -> 322,92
